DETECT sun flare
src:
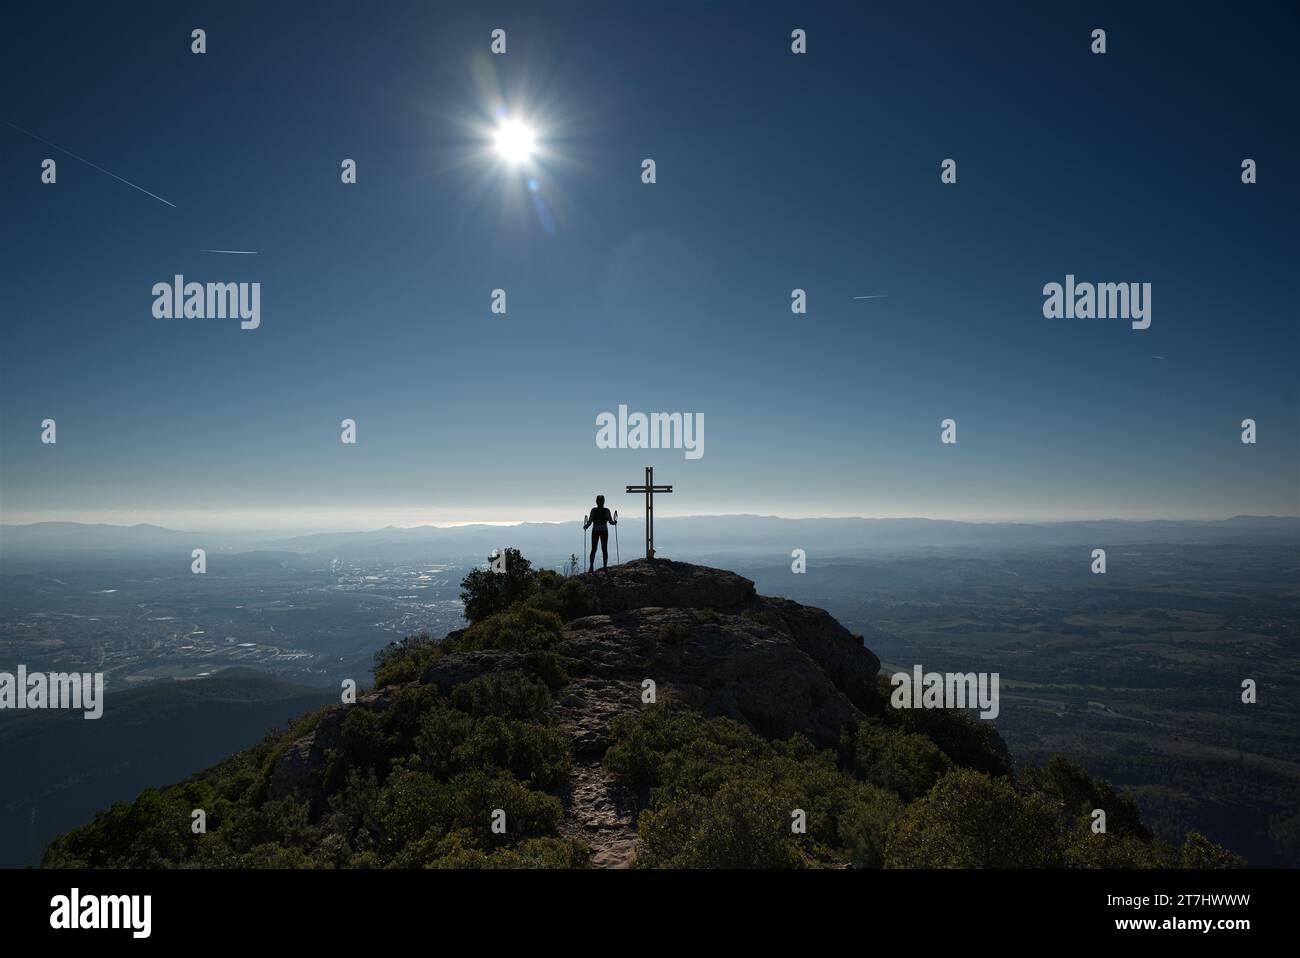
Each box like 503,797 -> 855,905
494,119 -> 536,164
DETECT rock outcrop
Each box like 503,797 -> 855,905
574,559 -> 881,724
578,558 -> 757,614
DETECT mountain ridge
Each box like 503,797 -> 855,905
40,557 -> 1246,869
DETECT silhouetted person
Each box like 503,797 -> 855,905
584,495 -> 616,572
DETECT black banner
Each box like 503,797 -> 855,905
0,867 -> 1288,944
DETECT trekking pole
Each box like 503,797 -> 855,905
614,510 -> 620,565
580,517 -> 585,573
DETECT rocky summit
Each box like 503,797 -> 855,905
269,559 -> 881,867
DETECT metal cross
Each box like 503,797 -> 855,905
625,466 -> 672,560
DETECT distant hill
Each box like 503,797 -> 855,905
0,669 -> 335,867
0,521 -> 216,556
4,515 -> 1296,564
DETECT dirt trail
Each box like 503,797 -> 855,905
553,677 -> 641,868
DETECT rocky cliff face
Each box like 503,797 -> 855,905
269,559 -> 883,867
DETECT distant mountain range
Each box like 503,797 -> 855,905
2,515 -> 1296,563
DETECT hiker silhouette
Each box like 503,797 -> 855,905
583,495 -> 617,572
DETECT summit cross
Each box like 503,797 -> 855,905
625,466 -> 672,560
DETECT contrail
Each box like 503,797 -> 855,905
5,120 -> 177,208
197,249 -> 259,255
853,294 -> 889,300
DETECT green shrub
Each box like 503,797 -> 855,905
607,706 -> 900,868
460,607 -> 565,653
604,707 -> 764,789
879,678 -> 1013,778
412,708 -> 475,779
378,766 -> 570,863
1180,831 -> 1247,869
1020,754 -> 1151,840
224,797 -> 316,853
841,719 -> 951,801
450,672 -> 552,722
323,768 -> 383,853
418,831 -> 591,869
833,782 -> 903,868
523,650 -> 569,689
237,842 -> 322,869
323,706 -> 393,791
525,570 -> 599,621
637,780 -> 812,868
884,767 -> 1066,867
1063,825 -> 1172,868
452,715 -> 571,788
459,549 -> 539,623
374,632 -> 443,689
42,789 -> 192,868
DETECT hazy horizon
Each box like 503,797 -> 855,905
2,510 -> 1296,538
2,509 -> 1300,530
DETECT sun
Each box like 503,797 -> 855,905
494,119 -> 536,164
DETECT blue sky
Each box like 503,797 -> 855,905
2,1 -> 1297,529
